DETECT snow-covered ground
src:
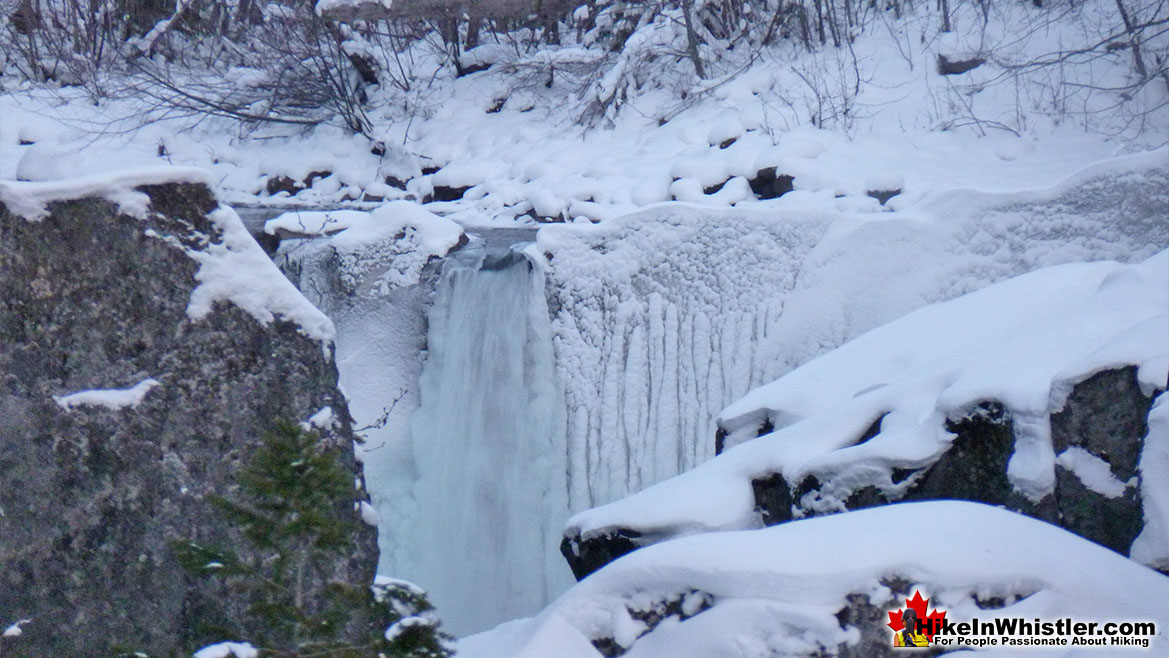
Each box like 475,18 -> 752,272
460,501 -> 1169,657
2,0 -> 1165,220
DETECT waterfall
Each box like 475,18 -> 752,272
398,240 -> 571,636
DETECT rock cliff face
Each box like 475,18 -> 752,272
0,176 -> 377,656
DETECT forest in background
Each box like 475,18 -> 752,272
2,0 -> 1166,140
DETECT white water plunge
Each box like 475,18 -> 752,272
401,242 -> 572,636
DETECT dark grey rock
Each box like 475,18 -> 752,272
747,166 -> 794,200
560,528 -> 643,582
776,369 -> 1156,556
431,185 -> 471,202
0,183 -> 377,657
752,472 -> 794,527
589,590 -> 712,657
1051,367 -> 1150,554
904,401 -> 1014,505
866,188 -> 901,205
833,582 -> 952,658
937,54 -> 986,75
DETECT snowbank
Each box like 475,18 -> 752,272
265,208 -> 371,236
463,502 -> 1169,657
564,250 -> 1168,548
1131,394 -> 1169,570
192,642 -> 259,658
314,0 -> 392,18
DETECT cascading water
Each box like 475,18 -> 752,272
397,238 -> 571,636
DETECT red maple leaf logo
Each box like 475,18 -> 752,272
887,590 -> 947,641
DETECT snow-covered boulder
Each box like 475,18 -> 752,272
561,251 -> 1168,579
467,502 -> 1169,657
271,202 -> 465,312
0,171 -> 377,656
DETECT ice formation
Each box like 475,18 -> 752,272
542,151 -> 1168,518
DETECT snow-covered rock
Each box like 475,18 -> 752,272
275,201 -> 465,309
464,502 -> 1169,657
0,168 -> 335,346
53,377 -> 161,411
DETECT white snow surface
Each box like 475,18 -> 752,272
53,378 -> 161,411
315,0 -> 392,17
264,209 -> 370,236
0,166 -> 210,221
1132,394 -> 1169,570
385,615 -> 437,642
359,500 -> 380,527
565,250 -> 1168,545
307,406 -> 335,429
188,206 -> 336,346
192,642 -> 259,658
3,0 -> 1163,223
1055,447 -> 1134,499
461,502 -> 1169,658
373,575 -> 426,598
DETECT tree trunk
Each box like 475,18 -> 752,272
813,0 -> 826,44
466,14 -> 481,49
1113,0 -> 1148,78
682,0 -> 706,79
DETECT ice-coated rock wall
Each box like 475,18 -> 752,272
536,208 -> 834,509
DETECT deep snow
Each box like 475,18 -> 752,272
460,501 -> 1169,657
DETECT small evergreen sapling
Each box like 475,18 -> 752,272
172,420 -> 451,657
